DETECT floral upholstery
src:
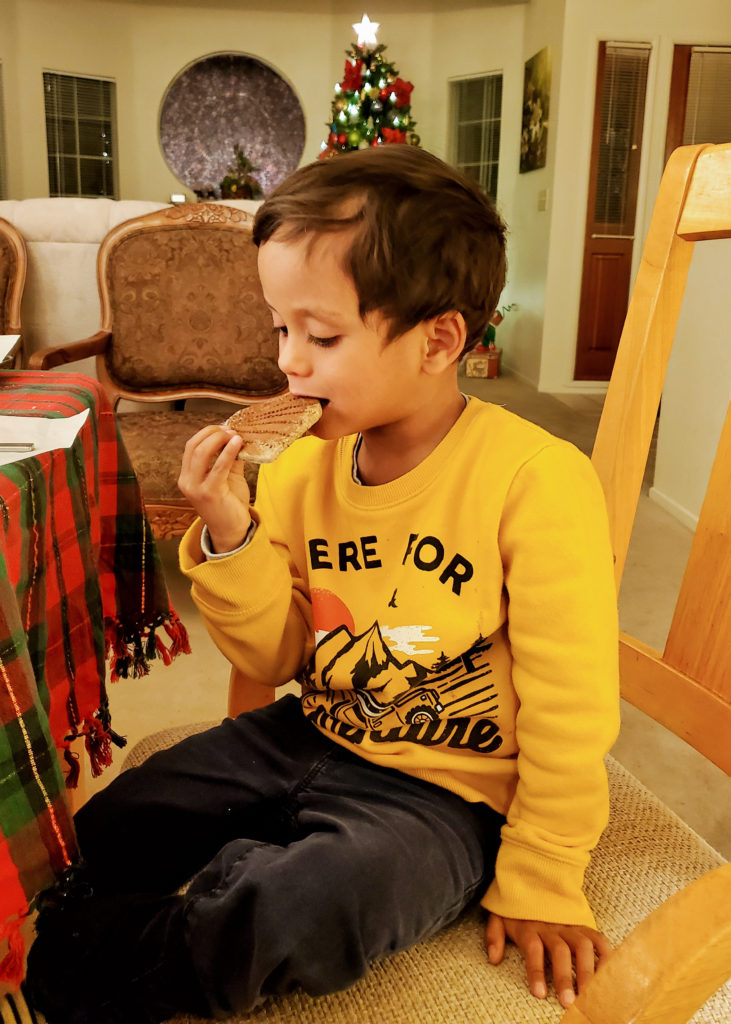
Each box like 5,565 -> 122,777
20,204 -> 281,535
118,407 -> 260,503
103,208 -> 284,396
82,203 -> 286,537
0,217 -> 25,341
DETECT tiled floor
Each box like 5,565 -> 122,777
86,371 -> 730,860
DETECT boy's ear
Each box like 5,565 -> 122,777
422,311 -> 467,372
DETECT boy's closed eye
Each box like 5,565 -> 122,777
274,325 -> 341,348
308,334 -> 340,347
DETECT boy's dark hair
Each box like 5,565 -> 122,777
253,146 -> 507,354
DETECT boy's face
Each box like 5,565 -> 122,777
257,230 -> 430,442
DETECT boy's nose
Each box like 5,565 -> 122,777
277,334 -> 312,378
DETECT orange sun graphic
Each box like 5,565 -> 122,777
311,588 -> 355,635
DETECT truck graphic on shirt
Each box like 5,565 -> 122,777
301,621 -> 497,733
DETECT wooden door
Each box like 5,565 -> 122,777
574,43 -> 651,381
665,45 -> 731,164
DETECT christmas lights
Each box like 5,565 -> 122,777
320,17 -> 420,158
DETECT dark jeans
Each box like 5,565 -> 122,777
74,695 -> 505,1019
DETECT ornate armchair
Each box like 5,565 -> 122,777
0,216 -> 27,367
29,203 -> 286,537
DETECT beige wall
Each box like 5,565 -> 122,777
1,0 -> 728,524
431,5 -> 525,316
1,0 -> 337,200
537,0 -> 731,395
531,0 -> 730,526
0,1 -> 525,203
497,0 -> 566,385
651,240 -> 731,527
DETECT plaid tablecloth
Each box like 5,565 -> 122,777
0,371 -> 189,986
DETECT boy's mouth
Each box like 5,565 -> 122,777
293,395 -> 329,408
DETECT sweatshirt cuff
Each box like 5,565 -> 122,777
179,512 -> 290,615
481,836 -> 597,928
201,520 -> 257,559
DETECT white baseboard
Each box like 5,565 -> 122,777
649,486 -> 698,531
542,380 -> 610,395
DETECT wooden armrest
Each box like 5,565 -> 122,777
560,863 -> 731,1024
28,330 -> 111,370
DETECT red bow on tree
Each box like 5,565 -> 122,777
391,77 -> 414,106
381,127 -> 407,144
342,59 -> 363,92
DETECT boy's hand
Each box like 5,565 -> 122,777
485,913 -> 611,1008
178,425 -> 252,553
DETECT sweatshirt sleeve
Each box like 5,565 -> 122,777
482,443 -> 620,927
178,473 -> 315,688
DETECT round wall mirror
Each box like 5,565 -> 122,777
159,53 -> 306,198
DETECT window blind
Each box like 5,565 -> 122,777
683,47 -> 731,145
594,44 -> 651,228
451,73 -> 502,200
43,71 -> 117,198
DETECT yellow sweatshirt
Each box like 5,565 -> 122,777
180,398 -> 620,928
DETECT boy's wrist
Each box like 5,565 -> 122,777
205,515 -> 254,557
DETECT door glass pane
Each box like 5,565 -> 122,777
683,49 -> 731,144
593,46 -> 650,230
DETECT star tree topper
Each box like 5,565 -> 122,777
353,13 -> 380,51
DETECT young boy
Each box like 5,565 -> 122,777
27,146 -> 619,1023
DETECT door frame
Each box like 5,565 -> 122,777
573,41 -> 653,381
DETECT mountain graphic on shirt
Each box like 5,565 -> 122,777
307,621 -> 501,738
318,621 -> 427,691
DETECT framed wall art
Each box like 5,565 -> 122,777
520,47 -> 551,173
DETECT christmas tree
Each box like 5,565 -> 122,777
320,14 -> 420,158
219,145 -> 263,200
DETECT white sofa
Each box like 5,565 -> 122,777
0,197 -> 262,372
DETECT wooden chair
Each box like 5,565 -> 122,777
28,203 -> 286,537
117,143 -> 731,1022
0,217 -> 27,367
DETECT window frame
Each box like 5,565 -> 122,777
448,71 -> 503,201
43,70 -> 119,199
